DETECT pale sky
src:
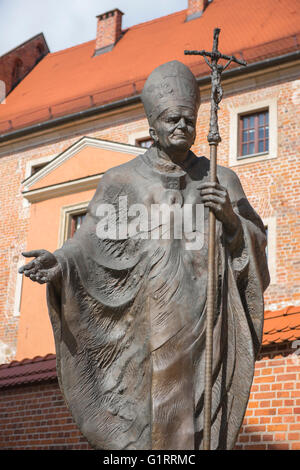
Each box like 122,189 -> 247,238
0,0 -> 188,56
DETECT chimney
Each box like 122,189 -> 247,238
186,0 -> 210,21
94,9 -> 124,56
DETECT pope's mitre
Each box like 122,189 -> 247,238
141,60 -> 201,125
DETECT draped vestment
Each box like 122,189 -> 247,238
47,148 -> 269,449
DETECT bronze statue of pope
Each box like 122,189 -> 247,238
19,61 -> 269,450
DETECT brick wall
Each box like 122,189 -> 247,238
236,343 -> 300,450
0,345 -> 299,450
0,34 -> 48,96
0,381 -> 91,450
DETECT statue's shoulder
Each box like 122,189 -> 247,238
193,154 -> 241,185
216,162 -> 241,186
90,154 -> 145,206
217,161 -> 246,201
193,154 -> 244,201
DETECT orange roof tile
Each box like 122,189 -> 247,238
0,0 -> 299,134
262,306 -> 300,346
0,354 -> 56,388
0,306 -> 299,387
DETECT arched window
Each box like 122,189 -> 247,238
36,43 -> 44,56
12,58 -> 23,86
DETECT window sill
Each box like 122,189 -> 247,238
230,152 -> 277,167
238,150 -> 270,160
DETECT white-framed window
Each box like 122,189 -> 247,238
58,202 -> 89,247
25,155 -> 54,179
135,136 -> 153,149
229,98 -> 278,167
262,216 -> 277,285
13,259 -> 24,317
239,109 -> 269,158
128,130 -> 152,148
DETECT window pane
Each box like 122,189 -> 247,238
259,113 -> 265,125
75,214 -> 85,231
259,127 -> 264,139
31,162 -> 47,176
249,142 -> 255,154
70,212 -> 86,238
249,115 -> 255,128
137,138 -> 153,148
243,117 -> 249,128
242,143 -> 248,155
265,126 -> 269,139
265,139 -> 269,152
242,130 -> 248,142
258,140 -> 264,153
249,128 -> 255,141
265,112 -> 269,125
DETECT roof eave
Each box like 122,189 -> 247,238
0,50 -> 299,144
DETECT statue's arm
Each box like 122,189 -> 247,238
18,169 -> 120,286
18,249 -> 62,285
211,167 -> 269,289
197,168 -> 244,244
18,169 -> 115,285
197,166 -> 267,254
221,167 -> 266,236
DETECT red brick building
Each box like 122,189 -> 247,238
0,0 -> 299,450
0,33 -> 49,99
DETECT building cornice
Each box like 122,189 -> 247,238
22,174 -> 103,203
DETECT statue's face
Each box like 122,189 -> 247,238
150,106 -> 197,154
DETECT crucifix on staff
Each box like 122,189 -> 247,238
185,28 -> 247,450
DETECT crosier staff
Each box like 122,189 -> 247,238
185,28 -> 247,451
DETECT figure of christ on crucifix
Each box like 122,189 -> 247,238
19,33 -> 269,449
185,27 -> 247,144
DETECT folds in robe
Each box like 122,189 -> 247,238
47,148 -> 269,450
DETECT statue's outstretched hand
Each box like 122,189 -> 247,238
18,250 -> 61,284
